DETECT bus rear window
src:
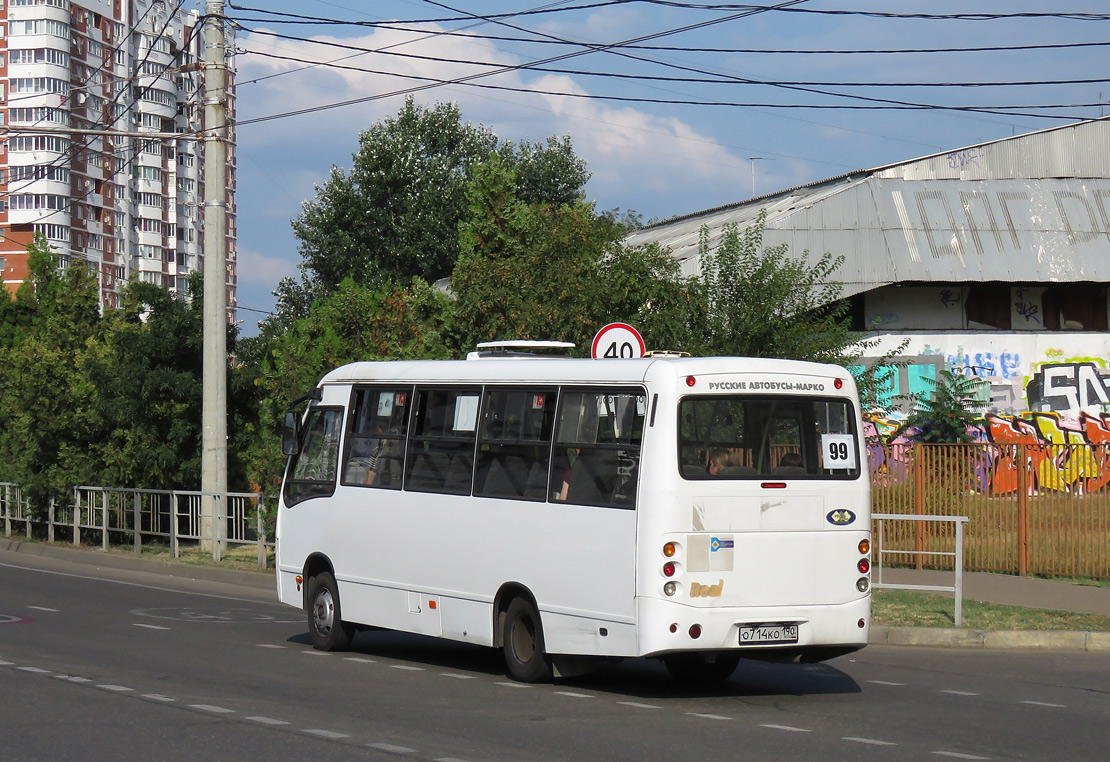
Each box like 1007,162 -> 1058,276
678,396 -> 859,479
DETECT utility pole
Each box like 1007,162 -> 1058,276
200,0 -> 228,557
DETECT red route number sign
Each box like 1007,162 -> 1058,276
591,323 -> 646,360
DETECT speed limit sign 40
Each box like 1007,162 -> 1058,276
591,323 -> 645,359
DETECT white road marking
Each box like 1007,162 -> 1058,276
495,681 -> 531,688
1020,700 -> 1066,708
844,737 -> 897,746
688,712 -> 731,721
55,675 -> 91,683
618,701 -> 661,709
344,657 -> 375,663
867,680 -> 907,686
301,651 -> 331,657
247,716 -> 290,726
369,743 -> 417,753
932,752 -> 991,760
17,666 -> 51,674
441,673 -> 477,679
133,623 -> 170,630
27,606 -> 59,612
554,691 -> 593,698
189,704 -> 234,714
303,729 -> 349,740
939,690 -> 979,696
143,694 -> 177,702
390,665 -> 424,671
256,644 -> 286,649
0,660 -> 14,666
97,685 -> 134,692
760,724 -> 810,732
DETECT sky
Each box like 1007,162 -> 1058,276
222,1 -> 1110,335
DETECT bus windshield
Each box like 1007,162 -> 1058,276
678,395 -> 860,479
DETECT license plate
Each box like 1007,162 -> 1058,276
738,623 -> 799,645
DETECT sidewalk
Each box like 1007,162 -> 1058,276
3,538 -> 1109,652
872,567 -> 1110,651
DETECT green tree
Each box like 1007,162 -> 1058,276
894,369 -> 990,443
289,97 -> 590,297
697,212 -> 854,362
0,234 -> 105,511
245,279 -> 453,494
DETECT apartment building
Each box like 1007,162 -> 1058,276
0,0 -> 236,318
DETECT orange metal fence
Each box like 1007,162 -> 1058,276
869,442 -> 1110,580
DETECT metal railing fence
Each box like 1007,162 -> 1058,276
872,513 -> 969,626
870,442 -> 1110,581
1,483 -> 271,568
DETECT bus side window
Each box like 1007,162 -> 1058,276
554,390 -> 643,509
475,388 -> 556,501
342,387 -> 409,490
284,407 -> 343,506
406,387 -> 480,496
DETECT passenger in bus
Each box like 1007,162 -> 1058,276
774,451 -> 806,474
706,448 -> 733,476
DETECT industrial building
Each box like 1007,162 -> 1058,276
0,0 -> 236,317
624,117 -> 1110,419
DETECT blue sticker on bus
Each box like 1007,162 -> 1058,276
710,537 -> 734,551
826,509 -> 855,526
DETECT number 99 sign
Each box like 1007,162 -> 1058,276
821,434 -> 857,470
591,323 -> 646,360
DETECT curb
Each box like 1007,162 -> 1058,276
0,538 -> 274,592
871,626 -> 1110,652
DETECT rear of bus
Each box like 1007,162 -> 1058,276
637,359 -> 871,665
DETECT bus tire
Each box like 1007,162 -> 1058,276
502,597 -> 553,683
662,651 -> 740,683
307,571 -> 354,651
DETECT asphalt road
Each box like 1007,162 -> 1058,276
2,550 -> 1108,762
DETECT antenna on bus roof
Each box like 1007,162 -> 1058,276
468,340 -> 575,360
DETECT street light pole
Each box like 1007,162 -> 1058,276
200,0 -> 228,557
748,156 -> 763,197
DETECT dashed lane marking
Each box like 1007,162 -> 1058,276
54,676 -> 91,683
344,657 -> 375,663
761,724 -> 810,733
441,673 -> 477,679
390,665 -> 424,672
143,694 -> 177,702
932,752 -> 991,760
844,737 -> 898,746
370,743 -> 417,754
27,606 -> 59,612
867,680 -> 907,686
134,623 -> 170,631
688,713 -> 731,721
554,691 -> 593,698
257,644 -> 286,649
495,681 -> 531,688
17,666 -> 51,674
247,716 -> 290,726
618,701 -> 661,710
303,729 -> 350,740
97,684 -> 134,692
939,690 -> 979,696
1020,700 -> 1065,708
189,704 -> 234,714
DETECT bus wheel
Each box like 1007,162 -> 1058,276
307,571 -> 354,651
502,598 -> 553,683
663,651 -> 739,682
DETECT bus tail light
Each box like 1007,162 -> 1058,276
663,562 -> 676,577
663,542 -> 676,558
689,624 -> 702,639
857,577 -> 870,592
858,539 -> 870,555
834,378 -> 844,389
663,581 -> 677,596
685,375 -> 696,387
858,559 -> 870,574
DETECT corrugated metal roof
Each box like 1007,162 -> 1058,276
625,117 -> 1110,299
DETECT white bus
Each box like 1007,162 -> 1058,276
276,353 -> 871,682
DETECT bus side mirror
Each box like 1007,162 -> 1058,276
282,411 -> 300,456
